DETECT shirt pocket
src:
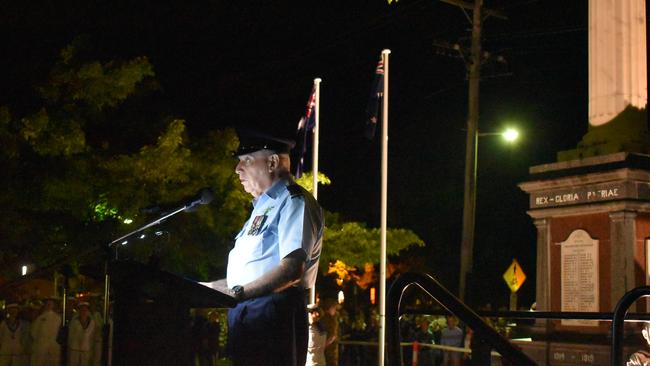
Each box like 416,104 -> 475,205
235,231 -> 265,259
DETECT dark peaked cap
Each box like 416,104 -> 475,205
234,129 -> 296,156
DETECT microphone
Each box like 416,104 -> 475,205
184,187 -> 215,212
141,187 -> 214,214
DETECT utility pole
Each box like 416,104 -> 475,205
437,0 -> 505,303
459,0 -> 482,304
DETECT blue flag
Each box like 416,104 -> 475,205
294,84 -> 316,178
365,58 -> 384,140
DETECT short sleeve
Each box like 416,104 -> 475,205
277,195 -> 308,259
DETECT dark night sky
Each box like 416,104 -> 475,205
1,1 -> 589,307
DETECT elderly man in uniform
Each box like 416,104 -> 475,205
204,131 -> 323,366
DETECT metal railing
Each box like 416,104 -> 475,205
611,286 -> 650,366
387,272 -> 650,366
386,272 -> 536,366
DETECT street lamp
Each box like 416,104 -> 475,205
459,128 -> 519,304
502,128 -> 519,142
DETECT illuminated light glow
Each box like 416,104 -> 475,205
155,231 -> 164,236
370,287 -> 376,305
139,234 -> 146,239
338,290 -> 345,304
502,128 -> 519,142
121,240 -> 128,246
92,195 -> 119,221
123,218 -> 133,224
328,260 -> 352,287
21,265 -> 27,276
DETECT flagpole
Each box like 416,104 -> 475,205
378,48 -> 391,366
310,77 -> 321,305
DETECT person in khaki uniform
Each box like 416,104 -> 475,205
320,298 -> 339,366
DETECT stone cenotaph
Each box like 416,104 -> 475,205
518,1 -> 647,364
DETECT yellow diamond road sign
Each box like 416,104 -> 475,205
503,259 -> 526,293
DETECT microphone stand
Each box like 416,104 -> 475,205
102,201 -> 196,366
108,204 -> 193,259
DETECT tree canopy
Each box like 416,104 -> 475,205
295,173 -> 425,285
0,40 -> 248,281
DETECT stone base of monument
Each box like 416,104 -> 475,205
520,152 -> 650,314
504,320 -> 643,365
517,152 -> 650,365
514,340 -> 639,366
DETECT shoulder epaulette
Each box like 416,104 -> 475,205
286,183 -> 304,198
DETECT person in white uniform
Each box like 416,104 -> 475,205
67,302 -> 95,366
89,302 -> 103,366
305,304 -> 327,366
628,322 -> 650,365
0,303 -> 30,366
30,298 -> 62,366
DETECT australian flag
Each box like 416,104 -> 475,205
365,58 -> 384,140
294,84 -> 317,178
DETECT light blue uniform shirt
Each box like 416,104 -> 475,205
227,179 -> 323,289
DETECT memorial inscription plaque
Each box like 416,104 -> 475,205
560,229 -> 599,326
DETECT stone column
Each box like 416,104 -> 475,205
609,210 -> 637,308
589,0 -> 647,126
534,218 -> 551,311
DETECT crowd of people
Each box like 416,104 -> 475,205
0,299 -> 106,366
187,302 -> 474,366
338,311 -> 470,366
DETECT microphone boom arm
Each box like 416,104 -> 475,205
108,187 -> 214,258
109,204 -> 187,248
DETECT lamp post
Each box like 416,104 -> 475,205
459,128 -> 519,304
